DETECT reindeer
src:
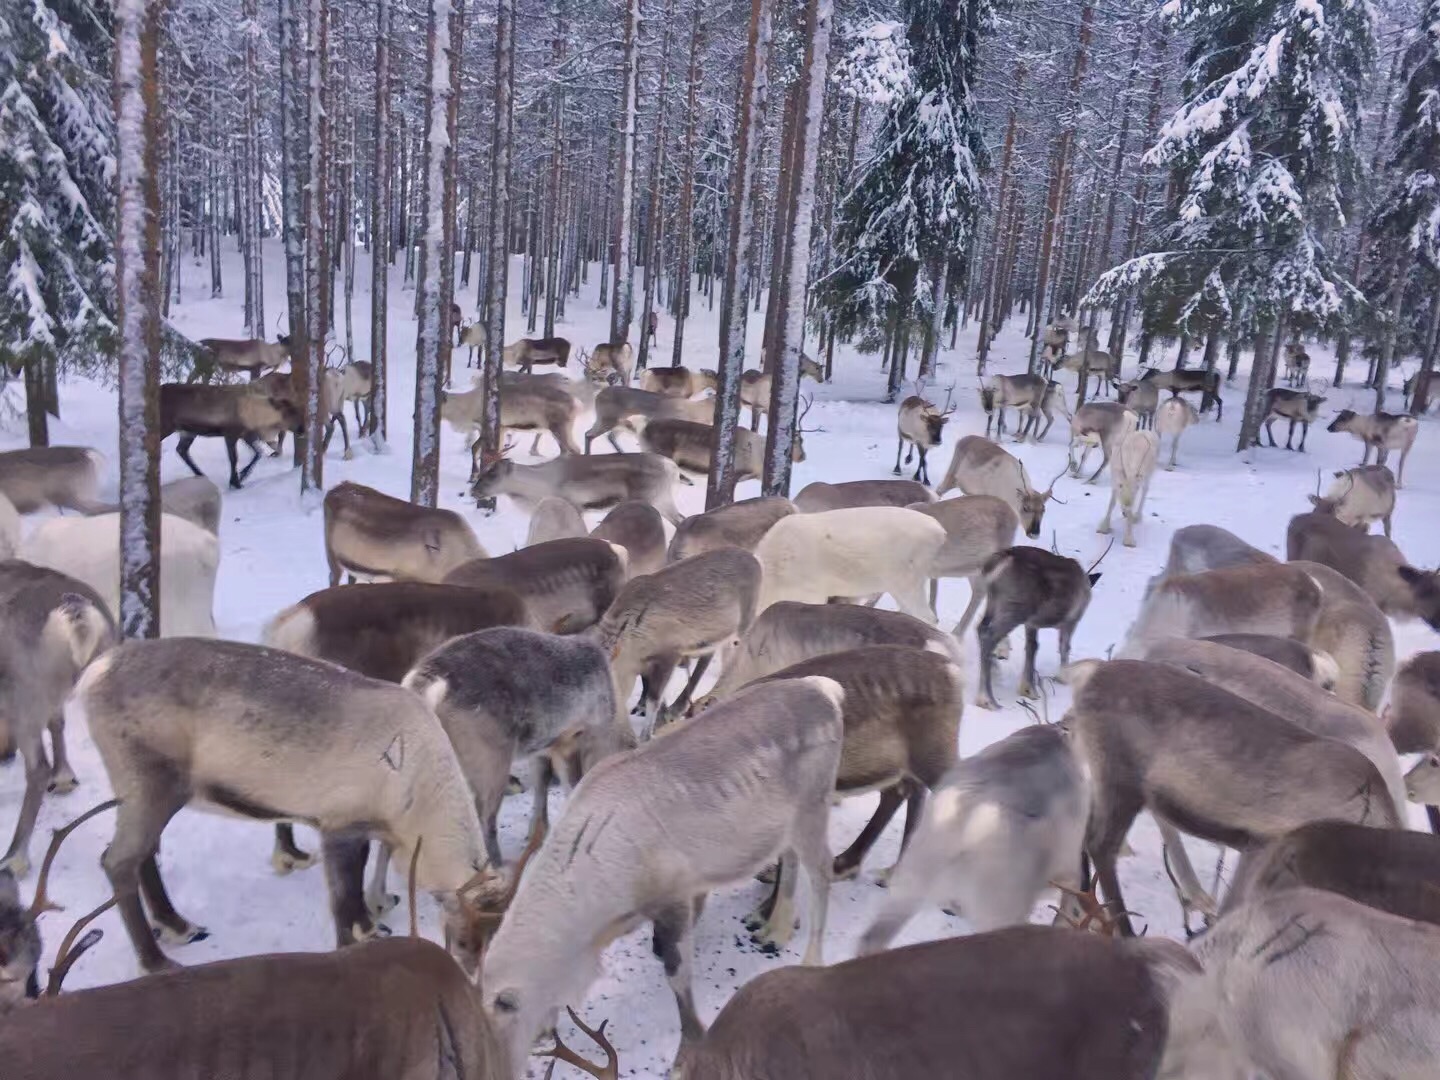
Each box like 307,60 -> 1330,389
793,479 -> 934,512
860,725 -> 1089,947
0,563 -> 114,879
668,496 -> 796,562
640,366 -> 718,398
979,374 -> 1064,442
1114,379 -> 1158,430
1038,320 -> 1073,372
0,936 -> 515,1080
1287,508 -> 1440,628
469,450 -> 685,525
480,676 -> 844,1075
1308,464 -> 1396,536
444,538 -> 629,635
642,410 -> 809,484
584,341 -> 634,385
1067,402 -> 1138,483
908,494 -> 1019,635
738,355 -> 824,429
458,321 -> 485,368
0,447 -> 105,514
1260,387 -> 1326,451
894,383 -> 954,483
1066,660 -> 1399,938
1119,562 -> 1323,659
730,646 -> 964,882
1162,889 -> 1440,1080
1222,822 -> 1440,927
935,435 -> 1064,539
975,544 -> 1101,710
582,386 -> 712,453
1383,652 -> 1440,830
196,337 -> 288,380
73,637 -> 500,972
159,382 -> 301,489
595,546 -> 762,731
501,336 -> 572,373
1196,633 -> 1339,689
442,377 -> 581,457
679,927 -> 1178,1080
402,628 -> 634,870
702,602 -> 965,705
1139,366 -> 1223,419
1153,396 -> 1198,470
1152,523 -> 1275,583
1283,341 -> 1311,386
1288,557 -> 1397,713
753,507 -> 946,624
1056,346 -> 1117,397
1097,429 -> 1159,548
323,481 -> 485,587
590,500 -> 666,578
525,496 -> 586,546
1328,409 -> 1419,486
87,475 -> 222,536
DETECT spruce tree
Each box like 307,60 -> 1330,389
816,0 -> 991,401
1087,0 -> 1374,447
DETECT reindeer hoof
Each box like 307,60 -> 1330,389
831,858 -> 861,881
0,852 -> 30,878
891,466 -> 902,476
754,862 -> 778,885
368,892 -> 400,917
1123,537 -> 1137,548
47,769 -> 78,795
751,917 -> 798,952
342,449 -> 354,461
505,774 -> 525,796
271,848 -> 317,875
1096,524 -> 1112,535
975,695 -> 1000,711
154,922 -> 208,946
1017,684 -> 1038,701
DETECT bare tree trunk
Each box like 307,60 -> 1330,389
708,0 -> 773,509
543,0 -> 566,340
242,0 -> 265,337
609,0 -> 640,348
369,0 -> 391,440
1238,319 -> 1279,450
762,0 -> 829,496
301,0 -> 329,493
637,0 -> 675,373
478,0 -> 514,507
411,0 -> 458,505
670,0 -> 704,365
115,0 -> 164,639
1412,296 -> 1440,415
280,0 -> 308,468
920,258 -> 947,378
976,65 -> 1022,371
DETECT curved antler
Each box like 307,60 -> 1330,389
542,1008 -> 619,1079
46,897 -> 116,995
27,799 -> 120,921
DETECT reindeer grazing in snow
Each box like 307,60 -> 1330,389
1067,402 -> 1138,484
1115,379 -> 1159,430
893,382 -> 954,484
0,447 -> 106,514
738,356 -> 824,429
1055,345 -> 1118,397
1309,464 -> 1396,536
444,538 -> 629,635
1139,366 -> 1223,419
641,365 -> 717,398
501,336 -> 572,374
582,385 -> 713,453
470,448 -> 686,525
979,374 -> 1069,442
0,563 -> 114,879
1283,341 -> 1311,386
908,494 -> 1019,635
1328,409 -> 1419,486
159,383 -> 301,489
322,481 -> 485,586
641,407 -> 810,484
1097,429 -> 1158,547
1287,508 -> 1440,628
936,435 -> 1064,539
584,341 -> 634,385
668,495 -> 796,562
793,478 -> 934,511
860,724 -> 1089,947
590,499 -> 667,578
196,337 -> 288,380
74,637 -> 500,974
1261,387 -> 1326,451
481,677 -> 845,1075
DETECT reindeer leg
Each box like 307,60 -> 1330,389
323,833 -> 382,945
103,779 -> 189,972
832,783 -> 906,881
1086,448 -> 1109,485
140,849 -> 208,945
365,842 -> 398,917
1264,418 -> 1278,447
952,576 -> 986,636
893,437 -> 904,475
1427,806 -> 1440,834
527,756 -> 554,851
1084,789 -> 1142,938
1156,818 -> 1219,936
0,730 -> 50,877
1297,420 -> 1309,452
175,433 -> 205,479
747,849 -> 798,950
1285,417 -> 1297,450
1098,487 -> 1117,536
791,797 -> 834,966
975,610 -> 1009,710
271,823 -> 315,873
652,902 -> 706,1051
46,714 -> 76,794
238,435 -> 267,484
1016,627 -> 1040,699
664,653 -> 712,724
338,414 -> 353,460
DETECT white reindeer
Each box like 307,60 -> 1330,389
1097,429 -> 1159,548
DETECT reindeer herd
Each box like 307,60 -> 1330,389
1,324 -> 1440,1080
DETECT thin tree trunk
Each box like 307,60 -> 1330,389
976,66 -> 1022,370
243,0 -> 265,336
670,0 -> 704,365
1237,320 -> 1278,450
1412,296 -> 1440,414
708,0 -> 772,508
301,0 -> 329,492
369,0 -> 391,440
763,0 -> 829,496
637,0 -> 675,373
115,0 -> 164,638
280,0 -> 308,471
609,0 -> 640,347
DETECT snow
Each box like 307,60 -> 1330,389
6,239 -> 1440,1075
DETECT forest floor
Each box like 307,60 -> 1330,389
3,242 -> 1437,1076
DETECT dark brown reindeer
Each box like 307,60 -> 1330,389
159,382 -> 301,489
1261,387 -> 1326,451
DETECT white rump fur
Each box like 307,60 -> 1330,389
21,512 -> 218,637
1098,429 -> 1159,547
0,492 -> 18,560
753,507 -> 947,624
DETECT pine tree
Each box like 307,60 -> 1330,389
1086,0 -> 1374,448
1367,0 -> 1440,412
815,0 -> 991,402
0,0 -> 116,443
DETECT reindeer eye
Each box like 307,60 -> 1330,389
493,989 -> 520,1013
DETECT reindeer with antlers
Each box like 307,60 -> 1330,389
894,381 -> 955,484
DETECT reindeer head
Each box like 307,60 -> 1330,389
1304,394 -> 1327,418
1327,409 -> 1357,433
446,829 -> 543,982
468,445 -> 514,494
799,354 -> 825,382
978,386 -> 997,414
1397,565 -> 1440,631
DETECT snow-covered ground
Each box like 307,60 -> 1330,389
5,242 -> 1438,1076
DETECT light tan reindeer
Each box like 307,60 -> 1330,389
1328,409 -> 1419,487
1308,465 -> 1396,536
936,435 -> 1065,539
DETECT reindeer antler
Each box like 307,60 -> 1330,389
456,825 -> 545,949
541,1008 -> 619,1080
797,393 -> 822,433
1049,881 -> 1138,938
939,383 -> 956,416
28,799 -> 120,921
1087,538 -> 1115,577
46,897 -> 115,995
408,836 -> 424,939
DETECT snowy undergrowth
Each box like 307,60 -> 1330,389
3,242 -> 1437,1077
